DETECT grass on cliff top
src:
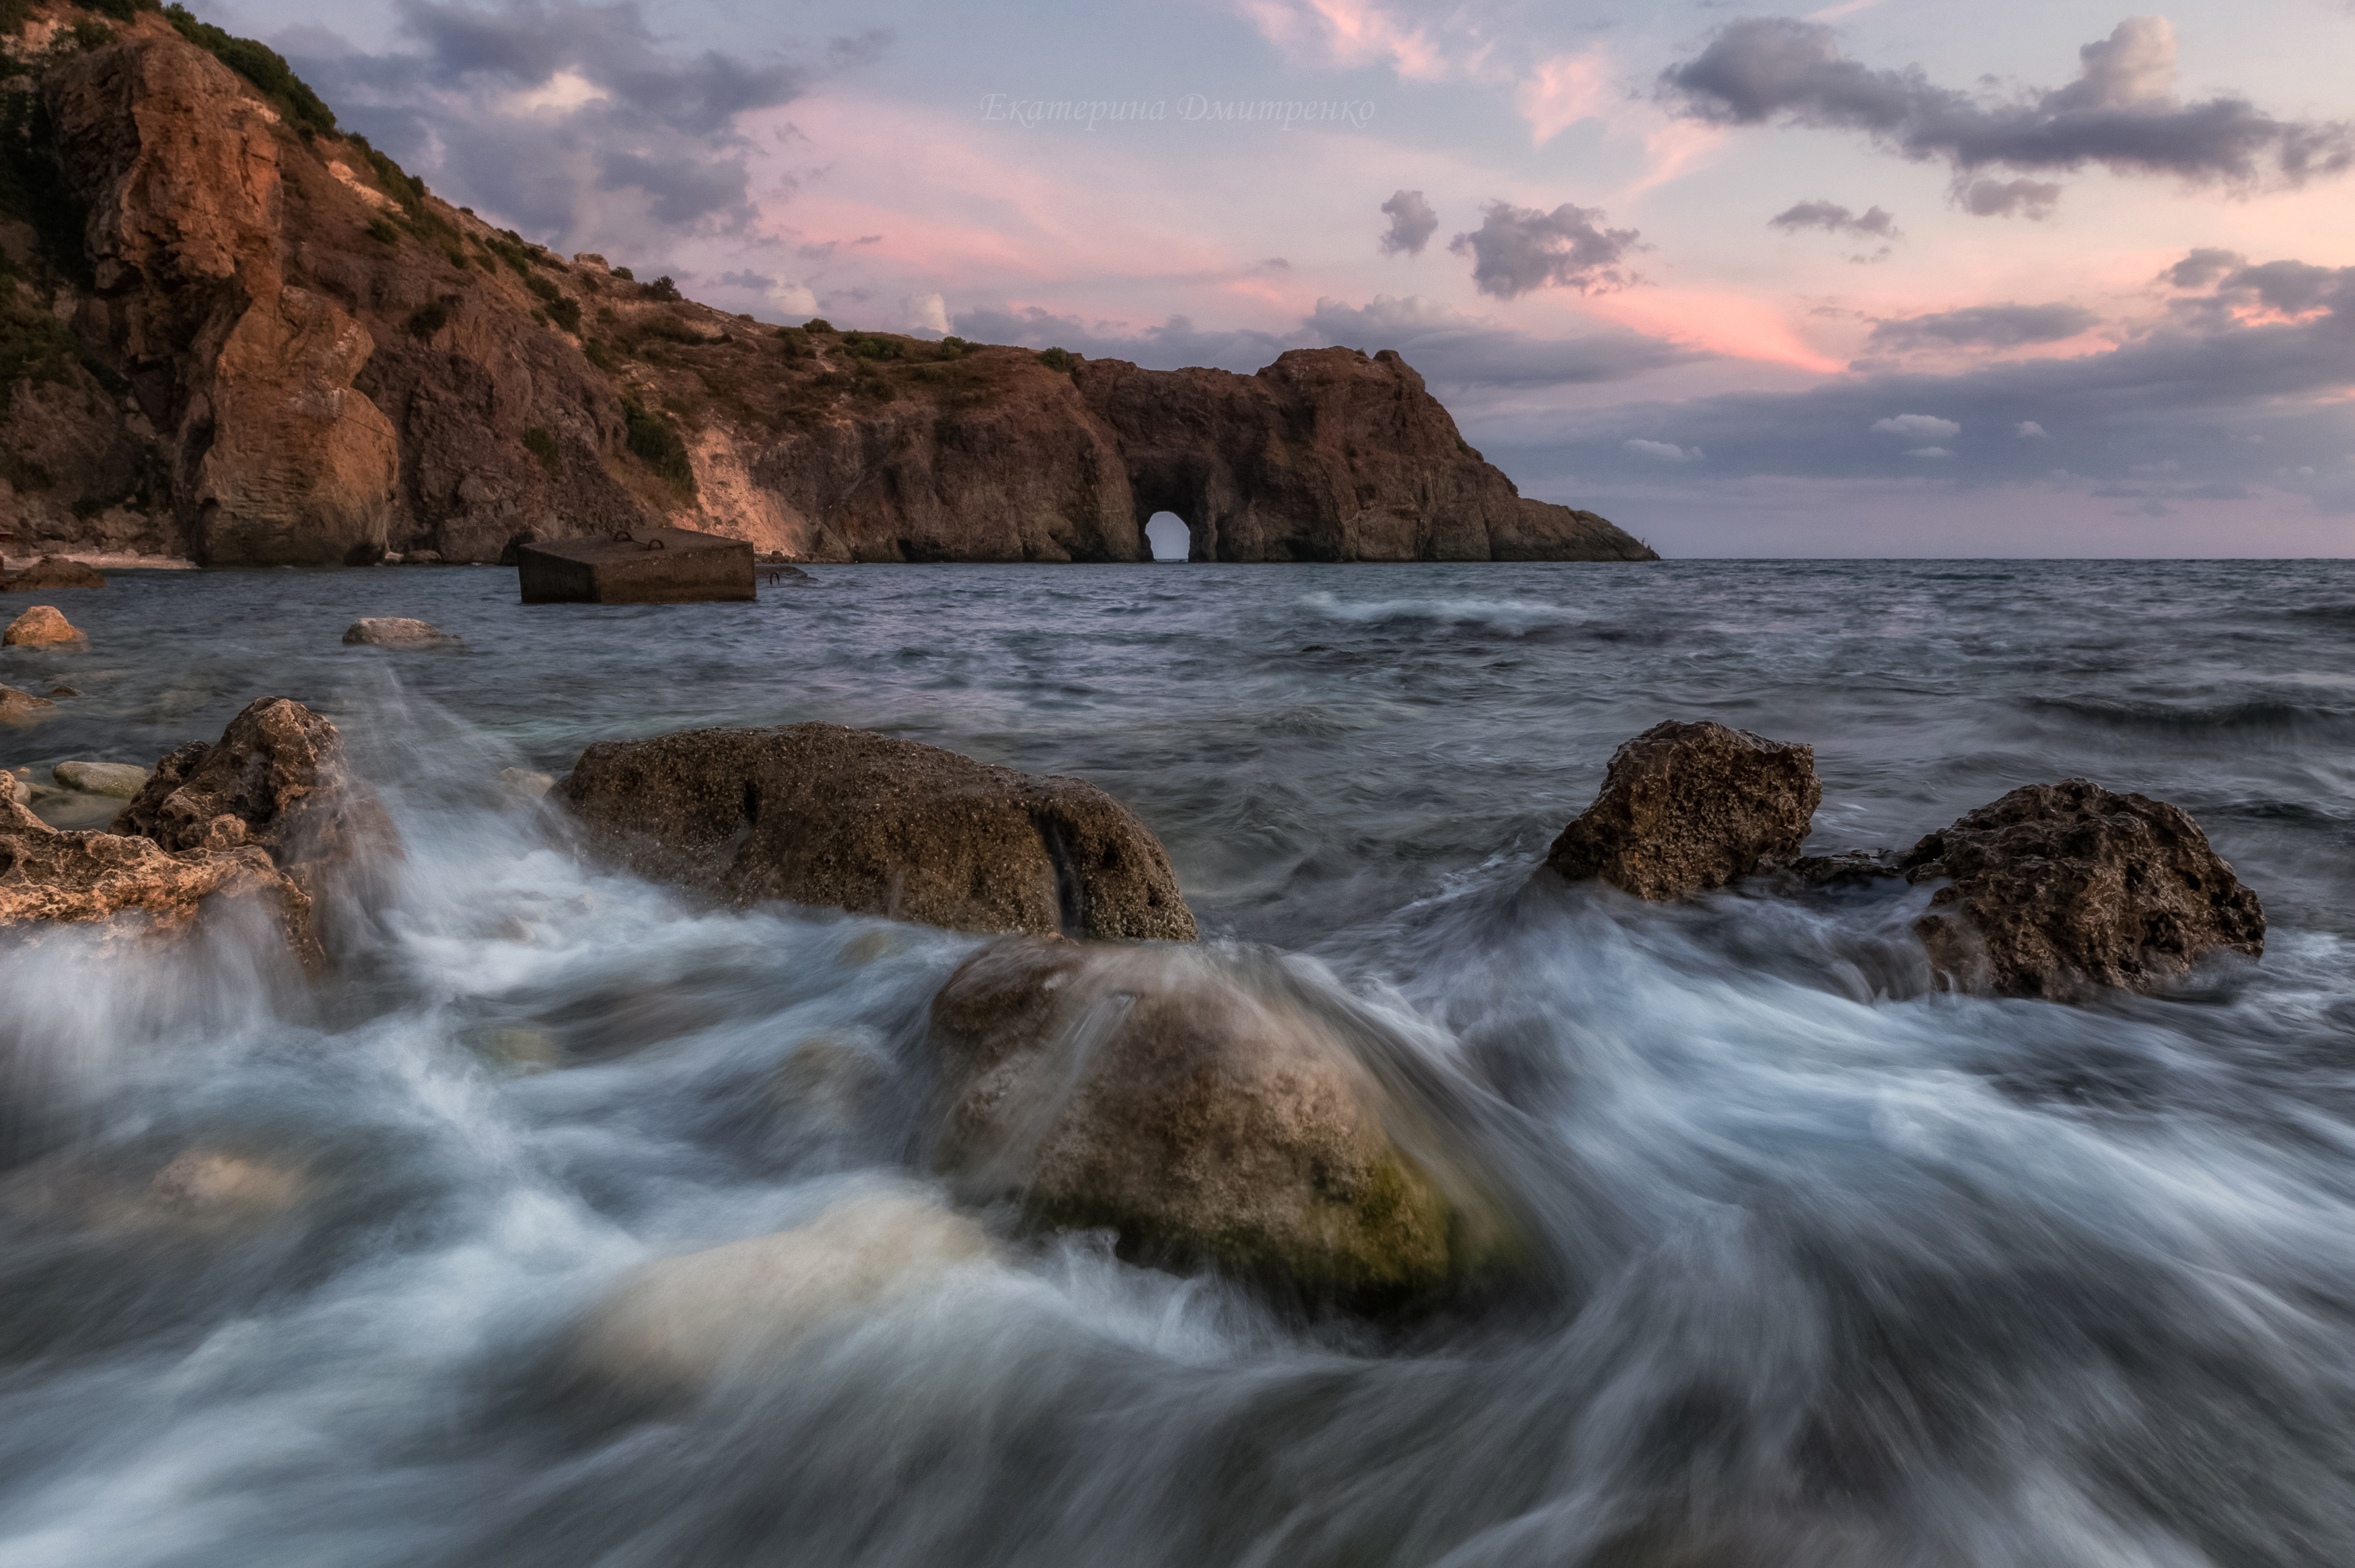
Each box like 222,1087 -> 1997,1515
163,5 -> 336,137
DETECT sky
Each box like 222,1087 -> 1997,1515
211,0 -> 2355,556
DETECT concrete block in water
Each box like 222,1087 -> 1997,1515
517,528 -> 755,605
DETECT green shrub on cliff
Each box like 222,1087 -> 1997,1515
1036,346 -> 1076,373
163,6 -> 336,138
641,276 -> 682,303
545,295 -> 581,334
403,301 -> 447,340
522,426 -> 562,476
935,336 -> 971,361
840,331 -> 902,361
0,87 -> 92,286
622,396 -> 696,498
0,281 -> 80,418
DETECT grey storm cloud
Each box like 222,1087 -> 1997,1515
1531,252 -> 2355,505
1662,15 -> 2354,192
1768,200 -> 1900,237
1447,201 -> 1640,300
1956,178 -> 2063,219
286,2 -> 889,246
1379,190 -> 1439,257
949,295 -> 1696,389
1867,303 -> 2101,351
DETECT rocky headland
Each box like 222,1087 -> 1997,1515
0,3 -> 1655,567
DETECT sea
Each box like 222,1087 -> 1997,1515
4,558 -> 2355,1567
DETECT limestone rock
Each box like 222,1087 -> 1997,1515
1,556 -> 105,590
1544,720 -> 1822,899
3,606 -> 86,648
1897,778 -> 2265,1000
342,617 -> 457,648
5,770 -> 29,805
1,688 -> 56,725
559,724 -> 1196,940
929,938 -> 1517,1309
52,761 -> 150,798
576,1192 -> 994,1392
0,790 -> 320,963
110,697 -> 399,906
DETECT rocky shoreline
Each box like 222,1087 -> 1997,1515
0,691 -> 2270,1316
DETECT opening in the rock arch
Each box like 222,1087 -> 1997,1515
1144,513 -> 1191,562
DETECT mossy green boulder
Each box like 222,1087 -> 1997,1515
928,937 -> 1519,1312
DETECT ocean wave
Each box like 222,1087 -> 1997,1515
1297,591 -> 1587,634
2027,696 -> 2348,733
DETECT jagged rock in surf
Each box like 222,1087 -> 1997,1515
0,789 -> 320,963
3,606 -> 86,648
342,617 -> 458,648
928,937 -> 1519,1311
111,698 -> 400,914
1544,720 -> 1821,899
576,1191 -> 994,1393
1897,778 -> 2264,1000
1,557 -> 106,590
558,724 -> 1196,940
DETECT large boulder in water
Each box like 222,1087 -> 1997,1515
0,790 -> 320,963
558,724 -> 1196,940
1,556 -> 104,590
1897,778 -> 2264,1000
3,605 -> 86,648
1544,720 -> 1821,899
111,698 -> 399,912
928,938 -> 1518,1310
342,617 -> 458,648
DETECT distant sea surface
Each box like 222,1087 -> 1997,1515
5,560 -> 2355,1566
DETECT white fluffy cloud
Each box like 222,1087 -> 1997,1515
1872,414 -> 1962,439
1624,439 -> 1703,462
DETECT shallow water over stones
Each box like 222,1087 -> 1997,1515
4,559 -> 2355,1566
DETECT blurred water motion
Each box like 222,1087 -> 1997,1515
3,560 -> 2355,1566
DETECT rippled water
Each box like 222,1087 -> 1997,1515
5,560 -> 2355,1566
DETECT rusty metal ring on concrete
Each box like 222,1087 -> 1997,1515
612,529 -> 635,543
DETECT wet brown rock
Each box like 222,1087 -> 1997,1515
111,698 -> 399,904
929,938 -> 1517,1309
0,790 -> 320,962
1544,720 -> 1822,899
1,556 -> 106,590
342,616 -> 457,648
1,687 -> 57,725
559,724 -> 1195,940
3,605 -> 86,648
1897,778 -> 2265,1000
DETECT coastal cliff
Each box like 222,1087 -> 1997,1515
0,3 -> 1655,566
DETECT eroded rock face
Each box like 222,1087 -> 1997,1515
0,790 -> 319,963
1544,721 -> 1822,899
1897,778 -> 2265,1000
342,617 -> 456,648
110,697 -> 398,909
8,16 -> 1649,567
560,724 -> 1196,940
1,556 -> 106,589
929,938 -> 1517,1310
3,606 -> 85,648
